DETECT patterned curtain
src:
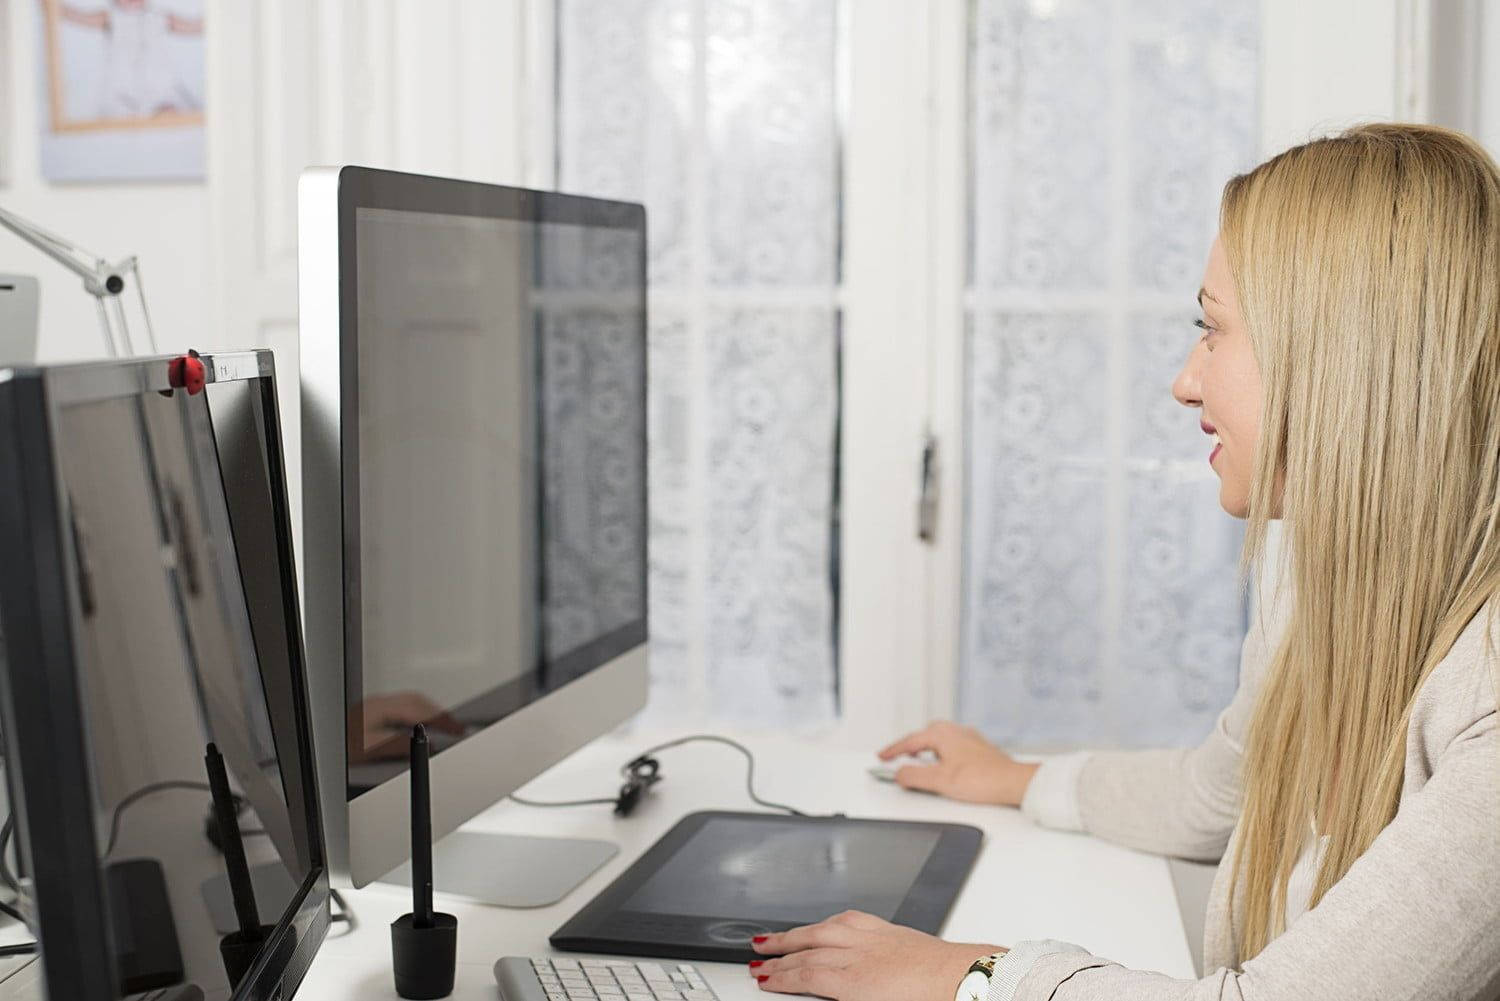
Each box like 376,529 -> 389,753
556,1 -> 842,726
960,0 -> 1259,749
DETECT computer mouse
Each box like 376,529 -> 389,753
868,751 -> 938,783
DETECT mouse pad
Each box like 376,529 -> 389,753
551,810 -> 983,963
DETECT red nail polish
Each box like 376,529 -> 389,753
752,935 -> 768,944
749,960 -> 764,968
756,975 -> 769,983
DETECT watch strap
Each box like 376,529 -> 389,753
967,951 -> 1009,978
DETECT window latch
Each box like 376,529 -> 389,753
918,434 -> 938,544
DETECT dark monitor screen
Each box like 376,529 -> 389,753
0,354 -> 328,1000
342,187 -> 647,798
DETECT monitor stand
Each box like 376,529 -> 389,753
379,830 -> 619,908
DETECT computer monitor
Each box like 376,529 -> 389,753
0,276 -> 38,366
298,166 -> 649,905
0,351 -> 329,1000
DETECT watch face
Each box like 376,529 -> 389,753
958,969 -> 990,1001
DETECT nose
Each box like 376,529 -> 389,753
1173,340 -> 1206,409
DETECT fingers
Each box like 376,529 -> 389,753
894,764 -> 948,794
753,947 -> 846,976
877,721 -> 952,760
373,693 -> 465,735
756,963 -> 849,997
424,710 -> 466,735
752,920 -> 859,956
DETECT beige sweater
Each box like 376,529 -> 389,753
1000,590 -> 1500,1001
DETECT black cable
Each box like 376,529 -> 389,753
105,781 -> 217,855
0,887 -> 35,956
509,793 -> 617,809
0,815 -> 16,895
510,734 -> 808,817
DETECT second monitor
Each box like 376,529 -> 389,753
299,167 -> 648,905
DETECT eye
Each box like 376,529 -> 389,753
1193,317 -> 1216,351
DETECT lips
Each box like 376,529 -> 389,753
1202,419 -> 1221,466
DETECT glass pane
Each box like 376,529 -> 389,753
705,2 -> 839,287
705,308 -> 838,723
962,0 -> 1258,748
559,0 -> 842,725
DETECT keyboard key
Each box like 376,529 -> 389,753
683,992 -> 716,1001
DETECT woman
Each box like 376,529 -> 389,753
750,123 -> 1500,999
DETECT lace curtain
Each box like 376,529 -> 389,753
556,0 -> 842,725
959,0 -> 1260,749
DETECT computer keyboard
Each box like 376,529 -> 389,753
494,956 -> 721,1001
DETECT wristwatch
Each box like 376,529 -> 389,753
955,950 -> 1009,1001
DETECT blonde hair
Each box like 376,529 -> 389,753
1223,123 -> 1500,962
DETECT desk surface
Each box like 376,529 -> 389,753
301,730 -> 1195,1000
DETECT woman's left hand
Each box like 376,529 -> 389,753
749,910 -> 1004,1001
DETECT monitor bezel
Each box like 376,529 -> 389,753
0,350 -> 330,1001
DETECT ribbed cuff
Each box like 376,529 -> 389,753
983,940 -> 1091,1001
1019,752 -> 1091,832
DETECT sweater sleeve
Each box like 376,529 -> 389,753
1007,707 -> 1500,1001
1057,588 -> 1290,861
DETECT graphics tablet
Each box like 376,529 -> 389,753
550,811 -> 983,963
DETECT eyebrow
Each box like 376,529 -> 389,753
1197,286 -> 1223,307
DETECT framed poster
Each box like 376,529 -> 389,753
37,0 -> 205,182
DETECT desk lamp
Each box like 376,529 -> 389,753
0,204 -> 157,356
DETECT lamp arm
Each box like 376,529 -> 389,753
0,204 -> 157,356
0,204 -> 125,297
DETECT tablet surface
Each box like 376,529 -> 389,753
551,811 -> 983,963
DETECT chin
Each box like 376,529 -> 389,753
1217,484 -> 1250,519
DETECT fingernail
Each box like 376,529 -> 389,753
752,935 -> 768,943
756,975 -> 769,983
748,960 -> 764,968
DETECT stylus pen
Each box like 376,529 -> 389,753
205,743 -> 262,938
411,724 -> 433,928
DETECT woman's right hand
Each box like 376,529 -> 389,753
877,721 -> 1039,807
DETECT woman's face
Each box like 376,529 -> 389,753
1173,235 -> 1264,518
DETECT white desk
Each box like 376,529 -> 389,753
301,731 -> 1196,1000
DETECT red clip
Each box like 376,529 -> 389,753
166,355 -> 206,396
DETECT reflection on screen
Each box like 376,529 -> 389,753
621,819 -> 942,925
346,208 -> 646,791
46,388 -> 312,999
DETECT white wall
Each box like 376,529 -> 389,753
0,0 -> 211,363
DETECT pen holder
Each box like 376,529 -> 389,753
391,911 -> 458,999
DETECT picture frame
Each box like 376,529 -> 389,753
36,0 -> 206,182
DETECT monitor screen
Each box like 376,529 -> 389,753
0,368 -> 326,999
344,202 -> 647,797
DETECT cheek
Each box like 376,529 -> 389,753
1203,351 -> 1261,450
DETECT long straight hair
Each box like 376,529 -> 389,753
1223,123 -> 1500,962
